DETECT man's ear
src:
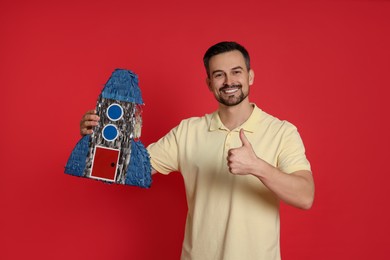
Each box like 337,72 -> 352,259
206,77 -> 212,91
249,69 -> 255,85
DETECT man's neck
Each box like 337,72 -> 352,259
218,99 -> 254,131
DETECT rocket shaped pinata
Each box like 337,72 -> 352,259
64,69 -> 152,188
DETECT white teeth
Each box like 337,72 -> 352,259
222,88 -> 238,94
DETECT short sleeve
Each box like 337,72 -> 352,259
147,126 -> 179,175
277,123 -> 311,174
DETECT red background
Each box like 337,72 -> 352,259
1,0 -> 389,259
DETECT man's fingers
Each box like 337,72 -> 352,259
87,109 -> 96,113
83,113 -> 100,122
83,120 -> 99,127
80,128 -> 94,135
80,109 -> 100,136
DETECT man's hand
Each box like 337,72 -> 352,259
227,130 -> 315,210
227,129 -> 259,175
80,110 -> 100,136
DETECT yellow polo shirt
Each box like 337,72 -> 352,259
147,104 -> 311,260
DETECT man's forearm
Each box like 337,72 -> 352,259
251,160 -> 315,210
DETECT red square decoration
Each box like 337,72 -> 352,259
90,146 -> 120,182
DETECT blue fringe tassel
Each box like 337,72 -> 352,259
126,139 -> 152,188
64,135 -> 91,176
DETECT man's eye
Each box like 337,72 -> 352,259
233,70 -> 241,75
214,73 -> 222,78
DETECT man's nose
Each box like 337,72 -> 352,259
224,74 -> 233,86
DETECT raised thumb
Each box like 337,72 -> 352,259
239,129 -> 250,146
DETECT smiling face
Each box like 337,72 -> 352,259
206,50 -> 254,107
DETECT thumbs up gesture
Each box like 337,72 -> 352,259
227,129 -> 259,175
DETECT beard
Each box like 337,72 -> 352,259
215,84 -> 249,106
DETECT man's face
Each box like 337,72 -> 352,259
206,50 -> 254,107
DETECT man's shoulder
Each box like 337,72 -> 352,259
178,111 -> 214,125
173,113 -> 213,132
255,106 -> 297,131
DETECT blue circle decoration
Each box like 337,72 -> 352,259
107,104 -> 123,121
102,124 -> 119,141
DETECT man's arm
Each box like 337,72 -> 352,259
227,129 -> 315,210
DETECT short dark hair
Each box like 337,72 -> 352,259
203,41 -> 251,78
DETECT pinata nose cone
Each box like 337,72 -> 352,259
101,69 -> 144,104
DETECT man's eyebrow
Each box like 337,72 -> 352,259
211,70 -> 224,76
211,66 -> 244,76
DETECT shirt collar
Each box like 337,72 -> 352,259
209,104 -> 262,132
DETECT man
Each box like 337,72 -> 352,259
80,41 -> 315,260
